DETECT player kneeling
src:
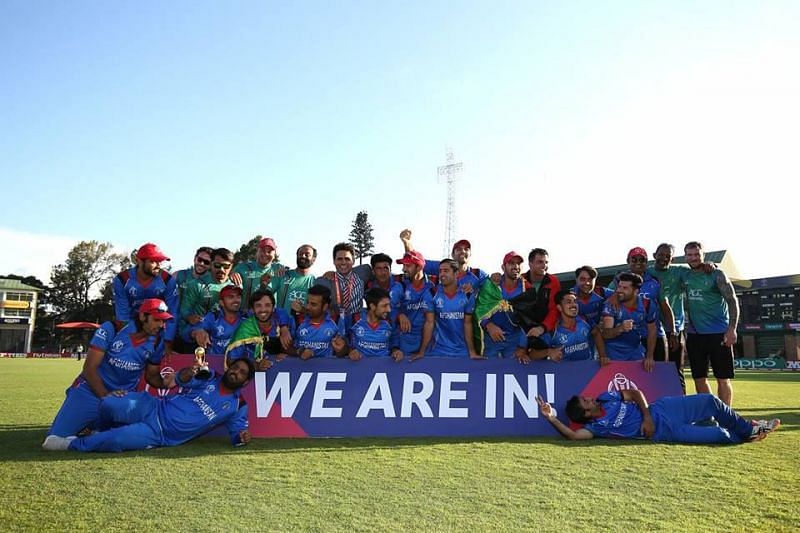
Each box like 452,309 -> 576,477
537,390 -> 780,444
42,358 -> 256,453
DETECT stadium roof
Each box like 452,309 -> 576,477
0,278 -> 42,292
553,250 -> 739,283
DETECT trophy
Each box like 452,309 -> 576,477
194,347 -> 211,379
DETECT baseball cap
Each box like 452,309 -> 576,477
258,237 -> 277,251
503,251 -> 524,264
136,243 -> 170,262
452,239 -> 471,250
396,250 -> 425,267
627,247 -> 648,259
220,284 -> 243,298
139,299 -> 173,320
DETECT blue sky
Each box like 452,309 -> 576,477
2,1 -> 799,282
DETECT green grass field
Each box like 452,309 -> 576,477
1,359 -> 798,532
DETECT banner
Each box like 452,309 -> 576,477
734,357 -> 786,370
143,356 -> 682,438
0,352 -> 73,358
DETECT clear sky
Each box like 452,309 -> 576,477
2,1 -> 799,283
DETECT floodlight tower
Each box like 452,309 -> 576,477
437,147 -> 463,257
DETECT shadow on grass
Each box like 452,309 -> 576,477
5,414 -> 796,463
725,371 -> 800,383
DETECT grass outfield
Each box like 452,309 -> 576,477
1,360 -> 798,532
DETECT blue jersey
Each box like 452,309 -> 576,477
159,370 -> 248,446
571,286 -> 613,328
602,295 -> 657,360
295,315 -> 340,358
112,267 -> 179,341
348,318 -> 397,357
583,391 -> 646,439
397,279 -> 435,336
540,317 -> 594,361
187,311 -> 248,355
86,321 -> 164,391
639,273 -> 666,337
366,277 -> 404,322
610,273 -> 665,336
425,287 -> 475,357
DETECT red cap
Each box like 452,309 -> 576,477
136,243 -> 170,262
258,237 -> 277,251
396,250 -> 425,267
627,247 -> 648,259
452,239 -> 471,251
139,299 -> 173,320
219,284 -> 243,298
503,251 -> 524,265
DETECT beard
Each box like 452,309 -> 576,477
222,371 -> 245,390
297,257 -> 312,269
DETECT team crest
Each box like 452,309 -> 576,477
205,384 -> 215,394
217,325 -> 225,335
355,326 -> 365,337
111,340 -> 124,352
607,372 -> 639,393
222,402 -> 231,411
144,366 -> 178,397
298,328 -> 309,337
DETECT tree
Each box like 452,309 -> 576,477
49,241 -> 129,321
233,235 -> 262,264
349,211 -> 375,265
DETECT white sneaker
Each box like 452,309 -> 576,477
42,435 -> 76,451
760,418 -> 781,434
748,419 -> 781,442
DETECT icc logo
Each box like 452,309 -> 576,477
435,298 -> 444,308
144,366 -> 178,397
608,372 -> 639,393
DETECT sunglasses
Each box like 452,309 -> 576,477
213,262 -> 233,270
630,257 -> 647,264
195,257 -> 211,266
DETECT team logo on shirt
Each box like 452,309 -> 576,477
217,325 -> 225,335
128,287 -> 137,297
205,384 -> 215,394
556,333 -> 569,345
111,340 -> 124,352
355,326 -> 365,337
95,328 -> 107,339
288,290 -> 307,303
607,372 -> 639,393
222,401 -> 231,411
435,298 -> 444,308
298,328 -> 309,337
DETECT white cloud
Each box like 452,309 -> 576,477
1,227 -> 79,284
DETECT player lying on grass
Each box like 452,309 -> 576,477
42,358 -> 257,453
536,390 -> 780,444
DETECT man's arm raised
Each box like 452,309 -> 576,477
535,396 -> 594,440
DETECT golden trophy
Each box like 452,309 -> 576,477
194,346 -> 211,379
